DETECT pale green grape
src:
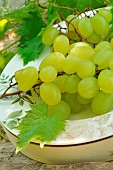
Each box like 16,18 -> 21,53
40,83 -> 61,105
77,93 -> 92,104
39,52 -> 65,72
68,42 -> 90,53
62,54 -> 80,74
53,74 -> 68,93
66,15 -> 79,31
42,26 -> 59,46
93,48 -> 113,70
78,17 -> 93,37
15,66 -> 38,92
87,31 -> 102,44
53,35 -> 69,55
48,100 -> 70,118
91,91 -> 113,115
78,77 -> 99,98
67,31 -> 81,41
77,60 -> 95,79
62,93 -> 82,113
64,75 -> 81,93
98,69 -> 113,93
91,14 -> 110,36
40,66 -> 57,83
95,41 -> 112,52
98,8 -> 112,23
70,45 -> 95,60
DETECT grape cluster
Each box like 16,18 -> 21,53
14,8 -> 113,120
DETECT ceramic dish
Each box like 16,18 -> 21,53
1,51 -> 113,164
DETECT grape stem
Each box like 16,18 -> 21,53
36,0 -> 47,9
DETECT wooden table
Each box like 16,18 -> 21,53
1,140 -> 113,170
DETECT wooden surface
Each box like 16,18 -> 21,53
1,140 -> 113,170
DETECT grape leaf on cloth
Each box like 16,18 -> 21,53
16,101 -> 66,153
50,0 -> 111,17
18,36 -> 45,65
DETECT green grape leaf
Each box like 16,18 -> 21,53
16,101 -> 66,153
48,1 -> 60,24
50,0 -> 110,17
17,11 -> 46,44
18,36 -> 45,65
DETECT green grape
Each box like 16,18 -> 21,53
110,38 -> 113,48
66,15 -> 79,31
98,69 -> 113,93
87,31 -> 102,44
91,91 -> 113,115
53,35 -> 69,55
108,58 -> 113,70
62,54 -> 80,74
62,93 -> 83,113
53,74 -> 68,93
40,66 -> 57,83
70,45 -> 95,60
64,75 -> 81,93
39,52 -> 65,72
15,66 -> 38,92
67,31 -> 81,41
0,19 -> 8,38
94,41 -> 112,52
0,54 -> 5,69
77,93 -> 92,104
98,8 -> 112,23
40,83 -> 61,105
48,100 -> 70,118
93,48 -> 113,70
77,60 -> 95,79
78,17 -> 93,37
91,14 -> 110,36
78,77 -> 99,98
42,26 -> 59,46
68,42 -> 90,53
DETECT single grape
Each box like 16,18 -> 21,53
64,75 -> 81,93
68,42 -> 90,53
39,52 -> 65,72
67,31 -> 81,41
40,66 -> 57,83
48,100 -> 70,118
93,48 -> 113,70
77,93 -> 92,104
94,41 -> 112,52
66,15 -> 79,31
62,54 -> 80,74
91,14 -> 110,36
98,8 -> 112,23
42,26 -> 59,46
77,60 -> 95,79
70,45 -> 95,60
15,66 -> 38,92
78,17 -> 93,37
62,93 -> 83,113
53,35 -> 69,55
91,91 -> 113,115
78,77 -> 99,98
40,83 -> 61,105
87,31 -> 102,44
98,69 -> 113,93
53,74 -> 68,93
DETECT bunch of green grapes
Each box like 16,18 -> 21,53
14,8 -> 113,120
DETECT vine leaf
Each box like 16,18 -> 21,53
16,101 -> 66,153
18,36 -> 45,65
